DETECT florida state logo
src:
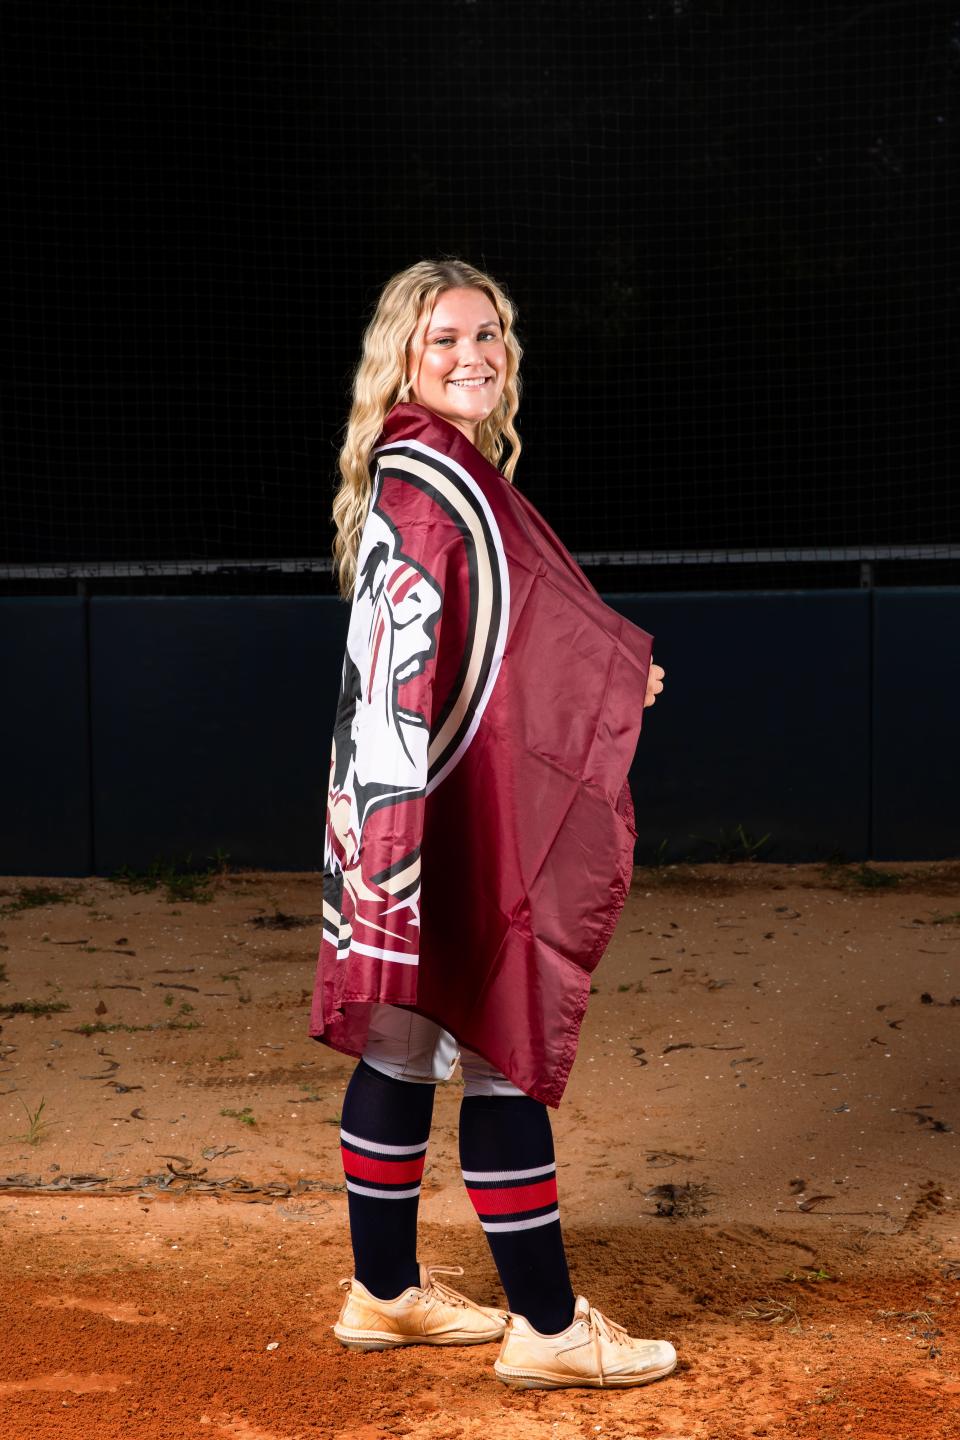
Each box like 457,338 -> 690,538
321,439 -> 509,976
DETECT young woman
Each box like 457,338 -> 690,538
311,259 -> 674,1390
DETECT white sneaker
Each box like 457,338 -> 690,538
334,1263 -> 508,1350
494,1295 -> 678,1389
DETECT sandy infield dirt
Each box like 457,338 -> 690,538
0,860 -> 958,1440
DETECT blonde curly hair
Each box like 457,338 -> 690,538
332,259 -> 523,599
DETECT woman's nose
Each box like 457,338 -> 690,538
457,337 -> 484,365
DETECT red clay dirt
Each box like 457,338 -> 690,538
0,861 -> 958,1439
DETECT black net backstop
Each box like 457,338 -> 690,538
1,1 -> 957,595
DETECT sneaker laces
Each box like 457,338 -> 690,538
421,1264 -> 472,1309
336,1265 -> 488,1312
586,1303 -> 632,1385
588,1305 -> 631,1347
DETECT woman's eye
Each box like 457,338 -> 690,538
431,332 -> 498,345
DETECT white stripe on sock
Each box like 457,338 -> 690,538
480,1207 -> 561,1233
340,1128 -> 429,1156
345,1179 -> 423,1200
461,1162 -> 556,1182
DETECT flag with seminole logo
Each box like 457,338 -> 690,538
309,402 -> 654,1106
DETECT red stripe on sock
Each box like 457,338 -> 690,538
466,1177 -> 558,1216
341,1148 -> 426,1185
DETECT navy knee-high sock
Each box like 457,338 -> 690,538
339,1058 -> 436,1301
459,1095 -> 576,1334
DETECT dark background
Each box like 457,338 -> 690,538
2,1 -> 957,595
1,2 -> 958,874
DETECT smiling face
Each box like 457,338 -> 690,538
407,286 -> 507,444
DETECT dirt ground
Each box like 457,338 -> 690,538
0,859 -> 958,1440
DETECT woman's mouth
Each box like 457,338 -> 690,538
447,377 -> 491,389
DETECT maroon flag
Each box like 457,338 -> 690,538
309,403 -> 653,1105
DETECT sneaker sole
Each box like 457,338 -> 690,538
335,1327 -> 506,1351
494,1355 -> 678,1389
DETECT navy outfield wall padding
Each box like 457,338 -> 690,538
90,590 -> 872,870
89,597 -> 349,874
611,591 -> 872,865
872,588 -> 960,861
1,589 -> 957,876
0,598 -> 91,876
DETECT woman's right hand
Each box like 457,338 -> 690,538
644,661 -> 665,708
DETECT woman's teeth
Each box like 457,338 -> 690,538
448,378 -> 489,388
